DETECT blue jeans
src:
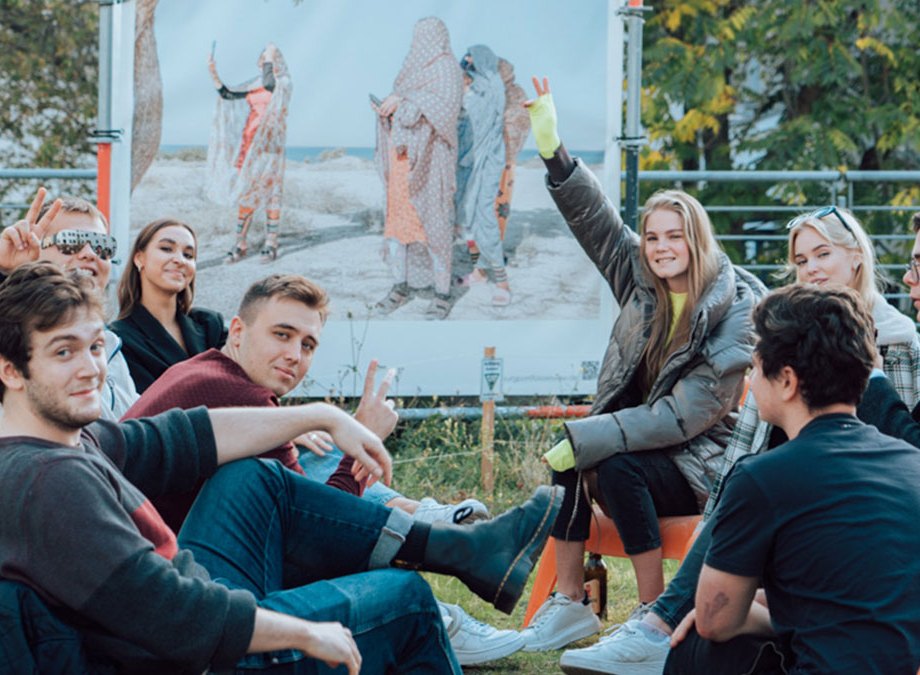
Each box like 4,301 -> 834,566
650,514 -> 714,630
178,459 -> 460,673
299,445 -> 401,507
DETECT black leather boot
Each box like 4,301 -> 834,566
422,485 -> 564,614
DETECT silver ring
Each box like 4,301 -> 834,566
309,433 -> 318,442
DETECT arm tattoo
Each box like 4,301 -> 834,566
702,591 -> 731,626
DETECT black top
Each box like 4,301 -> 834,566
707,414 -> 920,674
857,374 -> 920,447
110,305 -> 227,394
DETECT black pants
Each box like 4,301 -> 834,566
664,627 -> 791,675
551,450 -> 699,553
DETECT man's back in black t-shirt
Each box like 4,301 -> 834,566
707,414 -> 920,674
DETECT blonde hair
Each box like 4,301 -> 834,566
639,190 -> 721,388
784,208 -> 879,308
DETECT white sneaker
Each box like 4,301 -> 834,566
439,602 -> 524,665
413,497 -> 491,525
520,592 -> 602,652
559,619 -> 669,675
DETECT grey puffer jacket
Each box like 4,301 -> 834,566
550,160 -> 766,508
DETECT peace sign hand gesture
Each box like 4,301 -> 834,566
0,187 -> 62,274
353,359 -> 398,442
524,76 -> 561,159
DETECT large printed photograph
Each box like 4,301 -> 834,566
130,0 -> 616,396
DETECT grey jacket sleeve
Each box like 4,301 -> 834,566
545,159 -> 643,304
565,298 -> 754,469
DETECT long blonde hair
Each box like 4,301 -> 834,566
784,207 -> 879,309
639,190 -> 721,389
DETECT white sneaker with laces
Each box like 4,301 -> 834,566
413,497 -> 491,525
520,592 -> 602,652
439,602 -> 524,665
559,618 -> 669,675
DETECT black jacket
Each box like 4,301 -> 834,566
110,305 -> 227,394
858,375 -> 920,448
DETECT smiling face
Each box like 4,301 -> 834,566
792,226 -> 859,289
231,296 -> 324,397
902,230 -> 920,320
643,209 -> 691,292
134,225 -> 197,298
38,211 -> 111,289
21,308 -> 107,433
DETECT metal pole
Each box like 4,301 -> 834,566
620,0 -> 651,230
96,1 -> 115,220
603,0 -> 626,205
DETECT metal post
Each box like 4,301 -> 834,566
480,346 -> 496,497
620,0 -> 652,230
95,1 -> 115,221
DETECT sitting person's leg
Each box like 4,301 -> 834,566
520,467 -> 601,652
596,450 -> 699,605
664,625 -> 790,675
247,570 -> 459,673
298,445 -> 490,524
558,516 -> 715,674
179,458 -> 561,613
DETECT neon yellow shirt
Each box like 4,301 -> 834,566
667,291 -> 688,345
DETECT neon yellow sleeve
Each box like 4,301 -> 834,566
527,93 -> 561,159
543,437 -> 576,472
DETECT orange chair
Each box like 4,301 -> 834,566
522,506 -> 701,627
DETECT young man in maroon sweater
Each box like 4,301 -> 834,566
124,272 -> 527,665
0,262 -> 562,673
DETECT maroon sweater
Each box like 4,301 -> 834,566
123,349 -> 361,532
0,409 -> 256,672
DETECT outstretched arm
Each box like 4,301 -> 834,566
209,403 -> 392,487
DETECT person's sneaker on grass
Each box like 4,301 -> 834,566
519,592 -> 602,652
414,496 -> 491,525
559,618 -> 670,675
439,601 -> 524,665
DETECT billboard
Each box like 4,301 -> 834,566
130,0 -> 619,397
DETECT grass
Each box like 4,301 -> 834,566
379,405 -> 679,673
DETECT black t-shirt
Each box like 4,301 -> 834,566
707,414 -> 920,674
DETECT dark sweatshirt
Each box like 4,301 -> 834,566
0,408 -> 256,673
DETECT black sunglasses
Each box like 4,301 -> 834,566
785,205 -> 855,237
40,229 -> 118,261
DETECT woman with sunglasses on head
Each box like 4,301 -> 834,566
0,187 -> 140,418
708,206 -> 920,500
518,78 -> 765,653
111,219 -> 227,393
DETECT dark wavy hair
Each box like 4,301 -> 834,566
116,218 -> 198,321
0,262 -> 103,399
753,285 -> 876,409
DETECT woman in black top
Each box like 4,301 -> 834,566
112,218 -> 226,393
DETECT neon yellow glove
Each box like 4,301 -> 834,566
543,437 -> 575,472
528,93 -> 560,159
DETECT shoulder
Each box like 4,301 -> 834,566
188,307 -> 225,327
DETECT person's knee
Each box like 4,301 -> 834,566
207,457 -> 285,493
596,453 -> 642,485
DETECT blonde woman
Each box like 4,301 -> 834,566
519,77 -> 764,652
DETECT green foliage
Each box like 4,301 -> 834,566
0,0 -> 98,200
640,0 -> 920,247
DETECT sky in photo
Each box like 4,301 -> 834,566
154,0 -> 612,149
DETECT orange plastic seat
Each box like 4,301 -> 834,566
522,505 -> 701,627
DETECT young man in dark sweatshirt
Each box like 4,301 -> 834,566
0,262 -> 562,674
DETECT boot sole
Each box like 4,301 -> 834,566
491,485 -> 564,614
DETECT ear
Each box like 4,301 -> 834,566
778,365 -> 800,403
0,356 -> 26,394
227,315 -> 245,348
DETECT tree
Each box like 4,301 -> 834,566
0,0 -> 98,201
636,0 -> 920,270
